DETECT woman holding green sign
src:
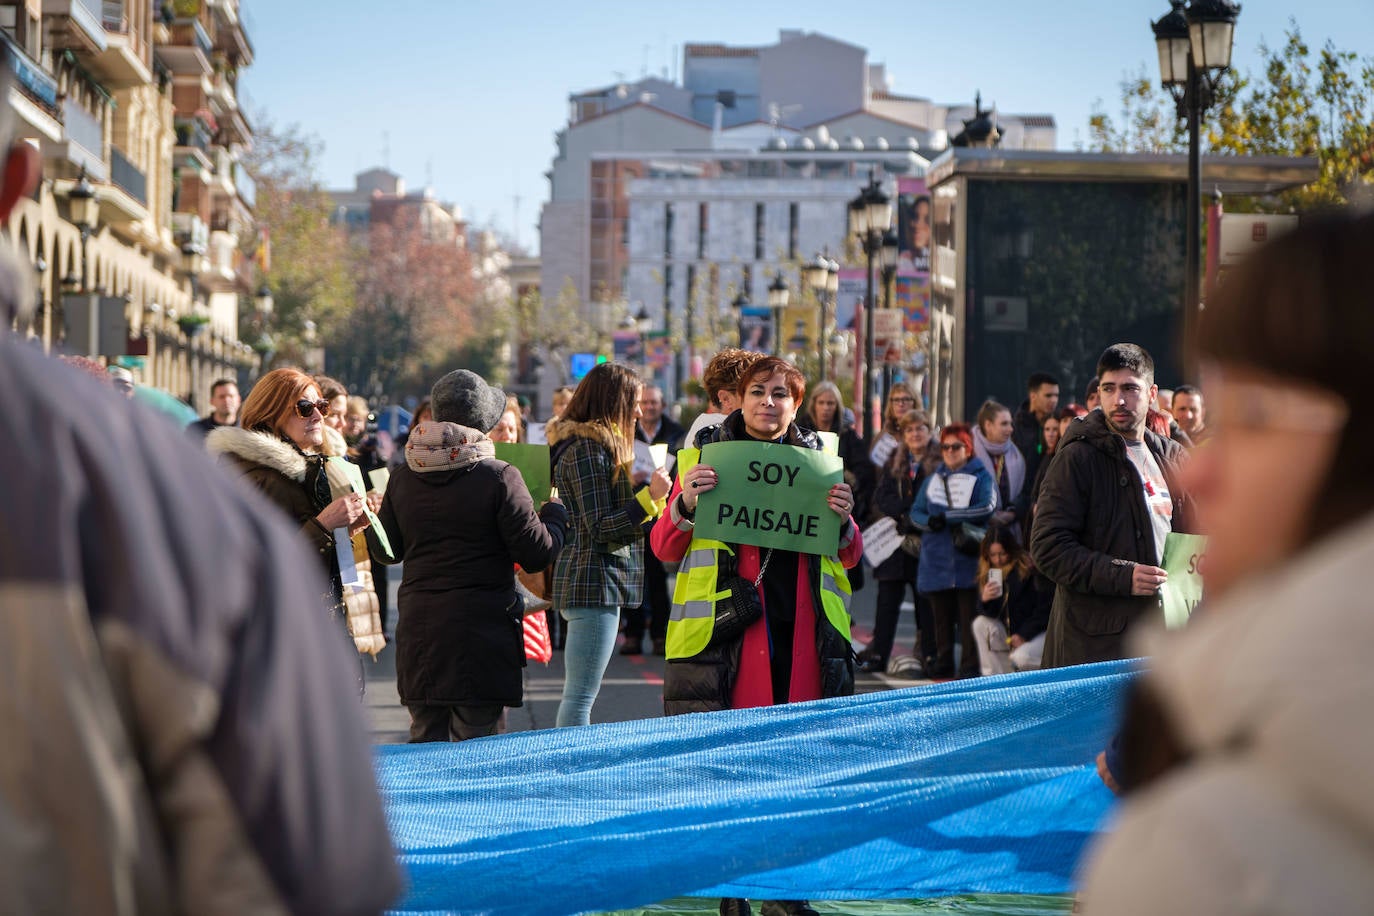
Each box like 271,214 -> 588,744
652,356 -> 861,916
652,356 -> 862,711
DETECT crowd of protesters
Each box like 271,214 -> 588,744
176,336 -> 1224,736
12,208 -> 1374,916
276,303 -> 1217,747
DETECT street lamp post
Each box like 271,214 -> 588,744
60,169 -> 100,348
848,172 -> 893,444
880,228 -> 900,394
767,271 -> 789,356
803,253 -> 830,381
731,290 -> 752,351
68,169 -> 98,294
634,304 -> 652,374
1152,0 -> 1239,378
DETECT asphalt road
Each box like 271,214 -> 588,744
366,565 -> 933,744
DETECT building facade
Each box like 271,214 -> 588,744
3,0 -> 258,411
540,29 -> 1056,333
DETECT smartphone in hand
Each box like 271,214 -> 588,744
987,567 -> 1004,596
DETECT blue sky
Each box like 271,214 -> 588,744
243,1 -> 1373,253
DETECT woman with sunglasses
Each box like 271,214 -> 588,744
208,368 -> 371,647
909,422 -> 996,679
870,382 -> 918,468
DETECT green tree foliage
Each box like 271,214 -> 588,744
1088,66 -> 1187,153
241,120 -> 354,365
1087,23 -> 1373,209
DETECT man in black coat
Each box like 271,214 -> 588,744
186,377 -> 240,440
1031,345 -> 1193,667
1012,371 -> 1060,486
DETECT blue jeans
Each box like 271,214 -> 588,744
556,605 -> 620,727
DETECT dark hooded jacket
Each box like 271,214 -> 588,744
1030,409 -> 1194,667
377,428 -> 567,707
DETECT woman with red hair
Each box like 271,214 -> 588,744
208,368 -> 372,652
910,422 -> 997,678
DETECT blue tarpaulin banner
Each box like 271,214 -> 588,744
378,660 -> 1136,915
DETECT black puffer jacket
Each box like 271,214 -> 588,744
379,456 -> 567,707
1030,410 -> 1194,667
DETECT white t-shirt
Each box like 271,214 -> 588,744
1124,439 -> 1174,563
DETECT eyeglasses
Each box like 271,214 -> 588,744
940,442 -> 966,452
890,396 -> 915,405
295,398 -> 331,419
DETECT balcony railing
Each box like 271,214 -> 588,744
174,116 -> 213,151
110,146 -> 147,205
234,166 -> 255,208
0,29 -> 61,117
167,18 -> 212,56
64,101 -> 104,157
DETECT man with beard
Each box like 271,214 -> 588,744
1030,344 -> 1193,667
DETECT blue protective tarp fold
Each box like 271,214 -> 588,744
378,660 -> 1136,915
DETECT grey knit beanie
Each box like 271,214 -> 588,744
430,369 -> 506,433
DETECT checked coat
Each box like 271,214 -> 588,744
547,418 -> 650,609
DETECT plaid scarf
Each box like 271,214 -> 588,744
405,420 -> 495,473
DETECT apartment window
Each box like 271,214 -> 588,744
698,202 -> 708,259
664,203 -> 674,258
788,203 -> 799,260
754,202 -> 765,261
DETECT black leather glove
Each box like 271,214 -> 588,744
927,513 -> 946,532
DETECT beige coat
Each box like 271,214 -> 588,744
322,426 -> 386,658
1078,511 -> 1374,913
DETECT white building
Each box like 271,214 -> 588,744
540,29 -> 1057,320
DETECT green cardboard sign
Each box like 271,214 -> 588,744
1160,532 -> 1207,629
495,442 -> 551,505
695,441 -> 844,555
327,456 -> 393,559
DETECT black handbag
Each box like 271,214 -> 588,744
941,476 -> 987,557
709,549 -> 771,647
951,522 -> 987,556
